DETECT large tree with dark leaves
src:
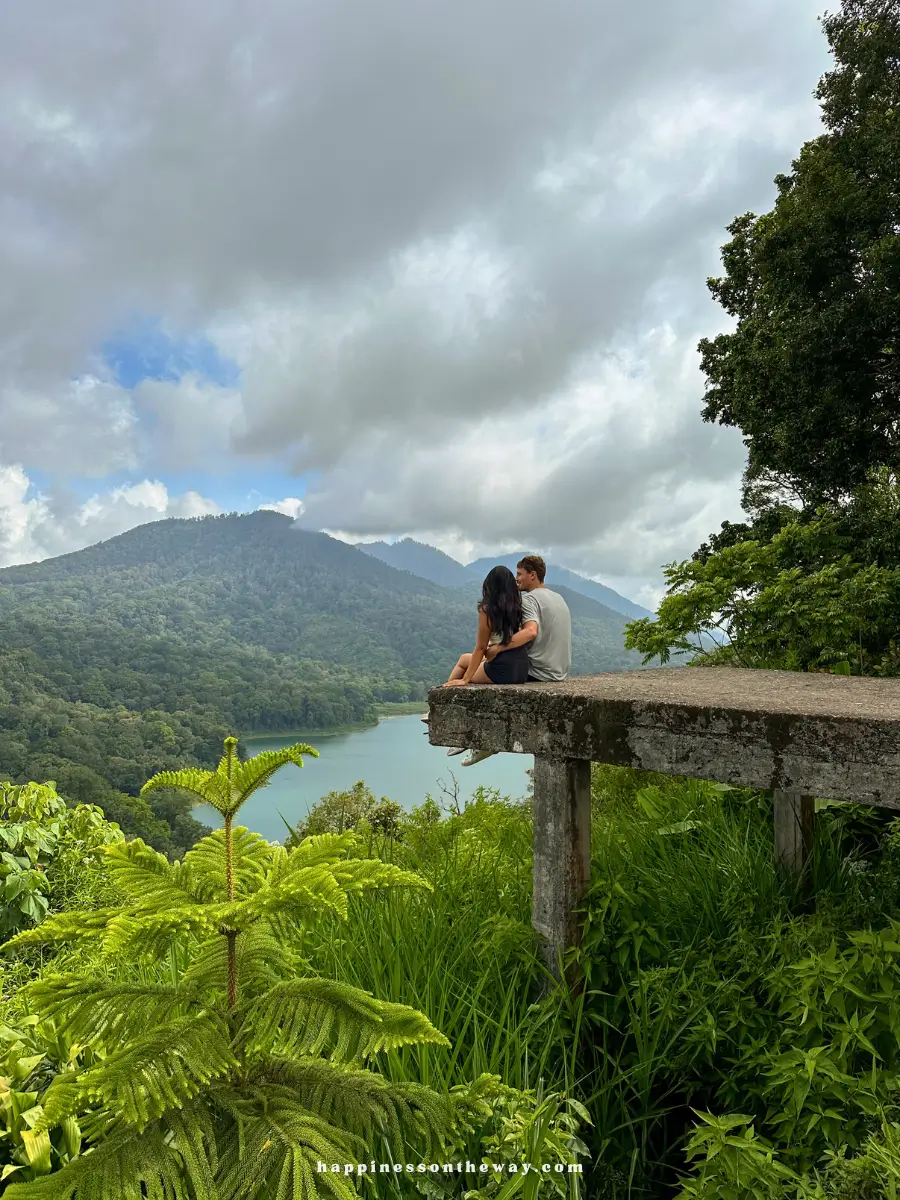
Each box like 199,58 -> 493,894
629,1 -> 900,675
698,0 -> 900,520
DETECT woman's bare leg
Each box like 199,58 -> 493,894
446,653 -> 493,684
447,653 -> 471,682
467,662 -> 492,684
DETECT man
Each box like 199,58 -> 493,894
451,554 -> 572,766
484,555 -> 572,684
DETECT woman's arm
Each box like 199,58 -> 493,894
450,609 -> 490,685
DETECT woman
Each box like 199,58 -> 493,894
443,565 -> 532,687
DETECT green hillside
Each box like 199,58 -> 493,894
0,510 -> 646,856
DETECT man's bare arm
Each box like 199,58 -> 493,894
484,620 -> 537,660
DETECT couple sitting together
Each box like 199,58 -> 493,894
431,555 -> 572,766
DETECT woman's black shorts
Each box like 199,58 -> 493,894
483,644 -> 530,684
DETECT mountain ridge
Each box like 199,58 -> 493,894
354,537 -> 472,588
356,536 -> 654,620
465,554 -> 654,620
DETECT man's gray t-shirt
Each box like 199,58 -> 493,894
520,588 -> 571,681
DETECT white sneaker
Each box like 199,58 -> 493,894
446,747 -> 467,757
461,750 -> 496,767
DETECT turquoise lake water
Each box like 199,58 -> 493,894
194,714 -> 532,841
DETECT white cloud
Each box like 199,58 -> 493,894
0,466 -> 219,566
258,497 -> 304,519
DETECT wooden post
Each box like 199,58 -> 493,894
773,789 -> 814,878
531,755 -> 591,987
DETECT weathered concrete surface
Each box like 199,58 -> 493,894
531,757 -> 591,982
428,667 -> 900,807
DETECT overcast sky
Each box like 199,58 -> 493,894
0,0 -> 831,608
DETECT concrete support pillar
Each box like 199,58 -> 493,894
773,789 -> 814,878
531,755 -> 592,985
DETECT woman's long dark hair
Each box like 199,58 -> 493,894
478,565 -> 523,647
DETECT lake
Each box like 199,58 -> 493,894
194,714 -> 532,841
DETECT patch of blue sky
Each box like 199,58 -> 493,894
101,315 -> 241,391
41,319 -> 309,515
21,466 -> 55,496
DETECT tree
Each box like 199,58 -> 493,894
639,1 -> 900,674
698,0 -> 900,513
287,782 -> 380,844
625,470 -> 900,674
0,738 -> 457,1198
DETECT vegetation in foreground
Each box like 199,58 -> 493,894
0,750 -> 589,1199
7,754 -> 900,1196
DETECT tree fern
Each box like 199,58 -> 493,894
1,738 -> 458,1198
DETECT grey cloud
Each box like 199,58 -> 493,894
133,377 -> 244,474
0,0 -> 826,387
288,298 -> 753,580
0,380 -> 138,477
227,129 -> 823,473
294,374 -> 748,570
0,0 -> 830,580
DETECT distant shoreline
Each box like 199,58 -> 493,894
239,700 -> 428,742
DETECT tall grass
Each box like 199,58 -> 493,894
572,767 -> 895,1195
301,790 -> 571,1095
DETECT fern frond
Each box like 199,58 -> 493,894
184,827 -> 275,901
103,839 -> 205,908
275,832 -> 361,876
141,738 -> 318,820
229,742 -> 319,809
38,1014 -> 236,1133
22,974 -> 194,1046
225,866 -> 350,927
0,908 -> 121,953
100,905 -> 229,958
213,1101 -> 362,1200
255,1056 -> 456,1164
183,920 -> 303,998
330,859 -> 433,896
141,764 -> 232,810
242,979 -> 450,1062
3,1109 -> 217,1200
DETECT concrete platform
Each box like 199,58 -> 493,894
427,666 -> 900,985
427,666 -> 900,807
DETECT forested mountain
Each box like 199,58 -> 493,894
0,510 -> 647,857
355,538 -> 473,587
